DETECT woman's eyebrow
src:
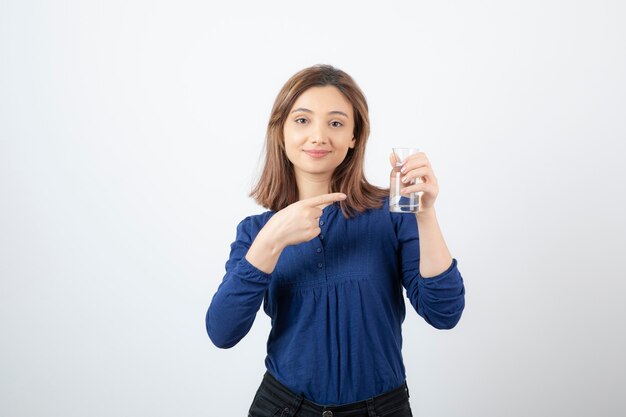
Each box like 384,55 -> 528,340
291,108 -> 349,118
328,110 -> 349,118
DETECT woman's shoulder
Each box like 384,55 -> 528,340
361,195 -> 390,217
234,209 -> 275,236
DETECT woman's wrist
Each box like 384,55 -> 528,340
416,206 -> 437,222
257,226 -> 285,254
245,233 -> 283,274
242,220 -> 287,274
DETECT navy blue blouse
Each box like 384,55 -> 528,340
206,198 -> 465,405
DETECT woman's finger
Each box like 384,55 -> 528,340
400,155 -> 430,173
400,182 -> 438,196
302,193 -> 347,208
401,167 -> 435,184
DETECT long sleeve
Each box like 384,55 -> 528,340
206,216 -> 272,348
393,212 -> 465,329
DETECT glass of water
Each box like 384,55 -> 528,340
390,147 -> 422,213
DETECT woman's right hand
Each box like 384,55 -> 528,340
245,193 -> 346,273
264,192 -> 346,248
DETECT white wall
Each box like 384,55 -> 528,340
1,1 -> 625,416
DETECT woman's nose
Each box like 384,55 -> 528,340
310,124 -> 328,144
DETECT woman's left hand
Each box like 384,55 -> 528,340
389,151 -> 439,212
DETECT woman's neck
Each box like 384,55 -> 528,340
295,171 -> 332,201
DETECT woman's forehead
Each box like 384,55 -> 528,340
291,86 -> 353,114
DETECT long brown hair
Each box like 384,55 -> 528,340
250,64 -> 387,218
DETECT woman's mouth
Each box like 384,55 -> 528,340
303,150 -> 331,158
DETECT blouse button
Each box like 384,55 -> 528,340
319,234 -> 324,240
319,220 -> 325,226
318,263 -> 323,268
316,247 -> 322,253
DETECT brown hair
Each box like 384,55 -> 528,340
250,64 -> 387,218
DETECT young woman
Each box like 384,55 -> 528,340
206,65 -> 465,417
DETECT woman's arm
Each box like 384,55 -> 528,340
206,217 -> 272,349
391,151 -> 465,328
394,212 -> 465,329
207,193 -> 347,348
415,208 -> 453,278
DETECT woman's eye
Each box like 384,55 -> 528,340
330,121 -> 343,128
295,118 -> 307,124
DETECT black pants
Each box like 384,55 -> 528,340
248,372 -> 413,417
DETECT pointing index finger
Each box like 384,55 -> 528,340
304,193 -> 347,207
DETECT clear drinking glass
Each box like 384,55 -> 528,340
390,147 -> 422,213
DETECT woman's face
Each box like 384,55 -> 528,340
283,86 -> 356,180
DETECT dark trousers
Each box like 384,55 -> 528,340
248,372 -> 413,417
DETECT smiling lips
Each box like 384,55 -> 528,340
303,149 -> 331,158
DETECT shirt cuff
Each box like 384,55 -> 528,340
417,258 -> 459,284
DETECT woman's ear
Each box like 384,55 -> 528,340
349,137 -> 356,149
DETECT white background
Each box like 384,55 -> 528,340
1,1 -> 625,416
